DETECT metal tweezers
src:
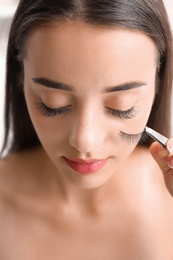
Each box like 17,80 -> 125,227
145,126 -> 168,148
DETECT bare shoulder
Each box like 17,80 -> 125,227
0,146 -> 49,197
0,151 -> 23,190
0,150 -> 29,219
0,146 -> 53,220
0,146 -> 42,177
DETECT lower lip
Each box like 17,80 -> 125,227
63,158 -> 107,174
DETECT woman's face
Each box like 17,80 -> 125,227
23,22 -> 157,189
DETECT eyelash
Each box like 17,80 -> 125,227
36,102 -> 138,120
119,131 -> 143,145
36,102 -> 71,117
108,106 -> 138,119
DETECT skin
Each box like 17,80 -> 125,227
24,22 -> 156,189
0,22 -> 173,259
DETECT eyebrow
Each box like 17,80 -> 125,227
104,81 -> 146,93
32,77 -> 146,93
32,77 -> 74,92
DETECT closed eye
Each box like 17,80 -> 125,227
107,106 -> 139,119
36,102 -> 71,117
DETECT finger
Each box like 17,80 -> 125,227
150,140 -> 173,195
167,155 -> 173,169
149,141 -> 170,175
167,138 -> 173,155
167,138 -> 173,169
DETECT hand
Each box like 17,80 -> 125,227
150,139 -> 173,195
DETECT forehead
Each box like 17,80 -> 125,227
25,21 -> 157,59
24,22 -> 157,86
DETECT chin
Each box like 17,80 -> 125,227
61,169 -> 114,190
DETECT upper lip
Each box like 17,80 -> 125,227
64,157 -> 107,164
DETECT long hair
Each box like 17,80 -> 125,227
1,0 -> 173,155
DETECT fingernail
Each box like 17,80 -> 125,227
167,139 -> 173,154
158,144 -> 168,157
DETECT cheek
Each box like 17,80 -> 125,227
119,108 -> 151,135
24,88 -> 69,150
119,93 -> 155,135
29,112 -> 69,155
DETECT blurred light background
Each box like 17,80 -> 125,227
0,0 -> 173,150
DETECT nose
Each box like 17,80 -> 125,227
69,110 -> 105,153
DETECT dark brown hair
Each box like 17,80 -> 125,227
1,0 -> 173,155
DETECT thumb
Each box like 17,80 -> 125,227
149,141 -> 173,175
150,140 -> 173,195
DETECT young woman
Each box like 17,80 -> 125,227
0,0 -> 173,259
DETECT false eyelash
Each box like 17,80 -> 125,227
36,102 -> 71,117
119,130 -> 144,145
138,131 -> 151,145
109,106 -> 138,119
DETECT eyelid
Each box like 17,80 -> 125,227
36,102 -> 71,117
36,101 -> 139,119
108,106 -> 139,119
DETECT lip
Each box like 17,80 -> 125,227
63,157 -> 108,174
